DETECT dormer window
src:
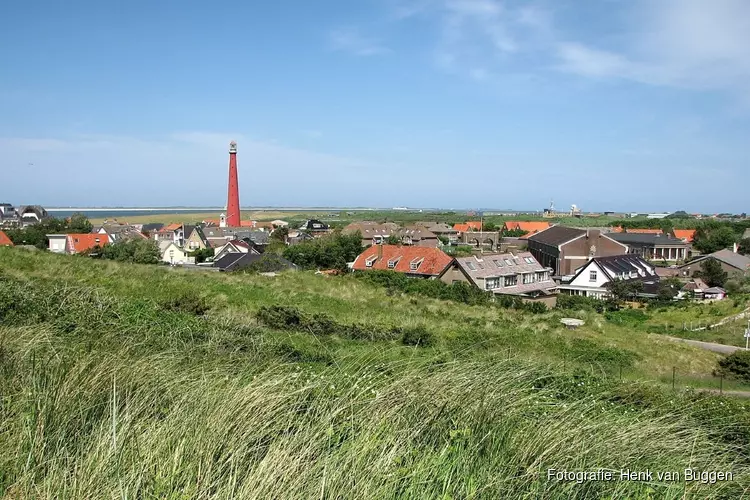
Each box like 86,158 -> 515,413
410,258 -> 424,272
387,257 -> 401,269
365,256 -> 377,268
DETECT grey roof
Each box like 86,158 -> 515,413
142,223 -> 165,232
608,233 -> 687,247
343,222 -> 401,235
688,249 -> 750,272
182,224 -> 196,238
202,227 -> 228,239
214,253 -> 296,272
527,226 -> 585,247
399,226 -> 438,240
187,226 -> 209,244
586,255 -> 657,281
704,287 -> 727,294
452,252 -> 555,295
299,219 -> 329,231
233,230 -> 270,245
19,205 -> 47,218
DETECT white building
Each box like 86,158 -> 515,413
159,241 -> 194,265
558,255 -> 658,299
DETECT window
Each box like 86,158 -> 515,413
536,272 -> 548,282
410,258 -> 424,272
524,257 -> 534,264
504,259 -> 514,266
466,261 -> 476,271
504,275 -> 518,287
523,273 -> 534,284
589,270 -> 597,282
387,258 -> 400,269
493,259 -> 503,267
485,278 -> 500,290
365,256 -> 377,268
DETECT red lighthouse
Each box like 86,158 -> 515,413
226,141 -> 241,227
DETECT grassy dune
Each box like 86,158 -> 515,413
1,248 -> 749,497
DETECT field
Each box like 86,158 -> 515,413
2,248 -> 750,497
91,209 -> 633,229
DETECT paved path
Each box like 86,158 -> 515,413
663,336 -> 742,355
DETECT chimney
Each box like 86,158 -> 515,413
734,242 -> 739,254
377,243 -> 383,261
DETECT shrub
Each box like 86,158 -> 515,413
161,292 -> 211,316
604,308 -> 650,326
99,238 -> 161,264
556,294 -> 604,313
716,351 -> 750,383
401,326 -> 436,347
255,305 -> 403,341
242,254 -> 294,273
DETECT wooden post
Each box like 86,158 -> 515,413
672,367 -> 676,391
720,375 -> 724,396
619,365 -> 623,381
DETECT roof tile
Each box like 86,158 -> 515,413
352,245 -> 453,276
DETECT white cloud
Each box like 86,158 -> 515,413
394,0 -> 553,81
328,27 -> 389,56
556,0 -> 750,96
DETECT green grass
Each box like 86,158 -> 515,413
2,247 -> 750,497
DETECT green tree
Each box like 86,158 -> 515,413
738,238 -> 750,256
659,219 -> 674,235
68,212 -> 93,233
100,239 -> 160,264
503,228 -> 527,238
692,224 -> 737,254
695,259 -> 728,288
270,226 -> 289,243
283,231 -> 363,271
385,235 -> 402,245
605,280 -> 644,309
189,247 -> 215,263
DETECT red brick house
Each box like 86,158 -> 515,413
351,245 -> 453,278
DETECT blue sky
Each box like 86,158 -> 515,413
1,0 -> 748,212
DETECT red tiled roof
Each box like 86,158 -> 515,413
0,230 -> 13,246
673,229 -> 696,242
453,221 -> 483,232
66,233 -> 108,253
163,223 -> 182,232
625,228 -> 663,234
352,245 -> 453,276
504,221 -> 551,234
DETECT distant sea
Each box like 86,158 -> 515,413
45,207 -> 383,220
46,208 -> 225,220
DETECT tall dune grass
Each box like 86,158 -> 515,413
1,249 -> 749,497
2,338 -> 746,498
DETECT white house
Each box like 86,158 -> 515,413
159,241 -> 194,265
48,234 -> 68,253
557,255 -> 658,299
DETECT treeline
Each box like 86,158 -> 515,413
4,213 -> 93,249
282,232 -> 362,271
354,270 -> 548,313
88,238 -> 161,264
